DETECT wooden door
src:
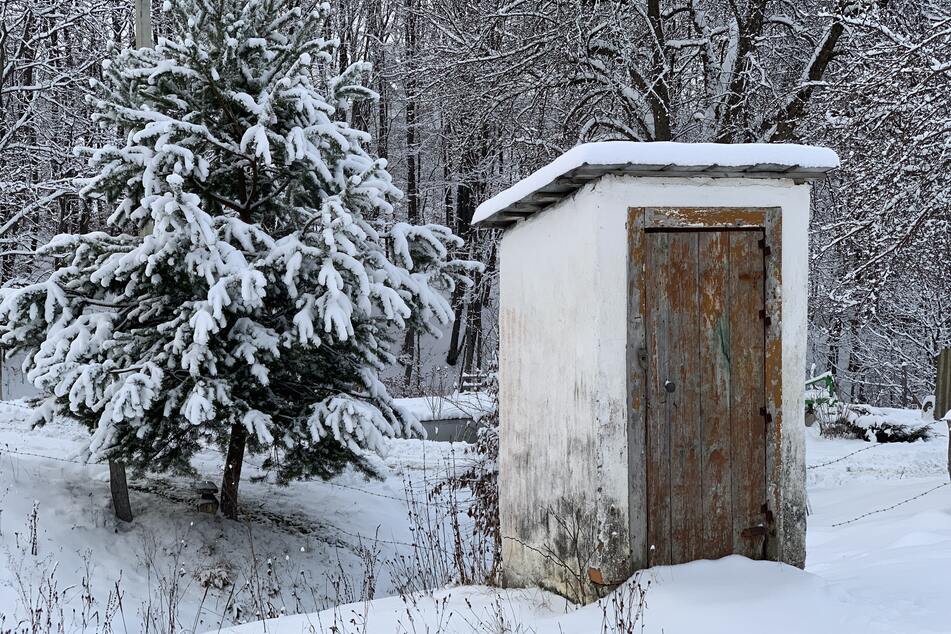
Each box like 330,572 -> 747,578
644,229 -> 768,566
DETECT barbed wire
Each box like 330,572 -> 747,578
8,427 -> 945,534
807,419 -> 944,471
0,444 -> 88,465
831,482 -> 950,528
807,444 -> 884,470
0,445 -> 473,511
0,445 -> 482,554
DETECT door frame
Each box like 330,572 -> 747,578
626,206 -> 783,569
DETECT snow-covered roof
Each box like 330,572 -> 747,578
473,142 -> 840,227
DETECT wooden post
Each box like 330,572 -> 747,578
134,0 -> 152,48
936,349 -> 951,482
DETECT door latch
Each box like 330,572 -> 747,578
742,524 -> 767,538
637,346 -> 648,370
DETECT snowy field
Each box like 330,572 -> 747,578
0,401 -> 949,633
0,400 -> 482,632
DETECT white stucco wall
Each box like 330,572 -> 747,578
498,190 -> 607,594
498,175 -> 811,598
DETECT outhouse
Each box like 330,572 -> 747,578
472,142 -> 839,601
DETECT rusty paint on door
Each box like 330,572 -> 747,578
645,229 -> 768,566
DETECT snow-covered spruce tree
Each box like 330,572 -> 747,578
0,0 -> 474,518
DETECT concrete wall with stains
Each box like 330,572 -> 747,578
498,190 -> 610,599
498,175 -> 811,600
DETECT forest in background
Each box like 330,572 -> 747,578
2,0 -> 950,405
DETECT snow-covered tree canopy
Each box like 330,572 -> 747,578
0,0 -> 475,480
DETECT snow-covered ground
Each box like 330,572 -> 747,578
805,423 -> 951,634
0,400 -> 481,632
1,401 -> 949,633
221,422 -> 951,634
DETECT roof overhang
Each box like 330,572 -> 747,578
472,142 -> 840,228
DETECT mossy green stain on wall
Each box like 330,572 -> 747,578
717,316 -> 731,368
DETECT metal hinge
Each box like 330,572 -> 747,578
761,503 -> 775,525
760,407 -> 773,424
758,309 -> 772,327
758,238 -> 772,257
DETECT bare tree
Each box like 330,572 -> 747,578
808,0 -> 951,403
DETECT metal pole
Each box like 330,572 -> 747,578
134,0 -> 153,48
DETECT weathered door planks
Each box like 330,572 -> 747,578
727,231 -> 768,559
645,231 -> 673,565
698,231 -> 733,560
644,228 -> 767,566
666,233 -> 703,565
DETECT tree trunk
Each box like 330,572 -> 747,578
446,285 -> 466,366
447,157 -> 480,366
109,460 -> 133,522
105,5 -> 151,526
377,60 -> 390,160
463,242 -> 497,375
134,0 -> 152,48
462,300 -> 482,376
715,0 -> 769,142
935,349 -> 951,481
763,11 -> 845,142
901,363 -> 908,408
826,319 -> 841,375
402,329 -> 419,388
220,423 -> 248,519
400,0 -> 420,387
646,0 -> 672,141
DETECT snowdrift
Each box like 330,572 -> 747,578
216,557 -> 887,634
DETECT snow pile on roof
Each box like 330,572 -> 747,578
473,141 -> 840,225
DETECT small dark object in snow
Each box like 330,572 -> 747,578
197,480 -> 219,514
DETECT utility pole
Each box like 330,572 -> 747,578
135,0 -> 152,48
108,0 -> 154,524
